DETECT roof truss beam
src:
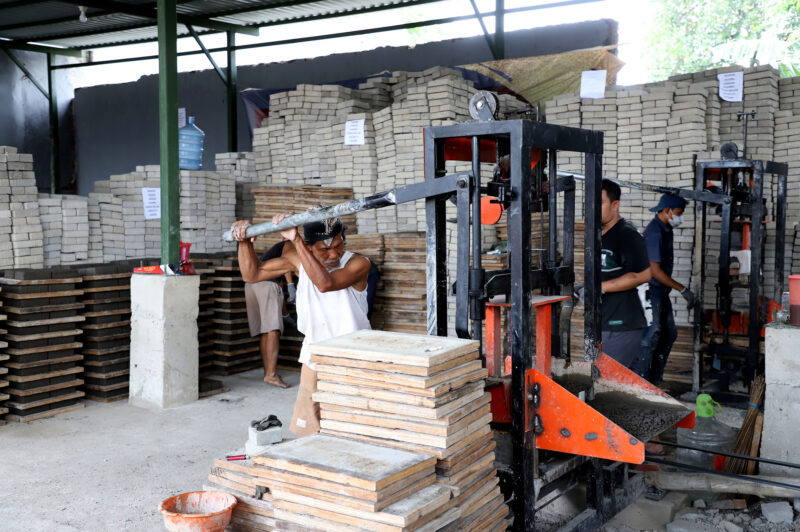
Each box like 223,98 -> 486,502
0,38 -> 83,57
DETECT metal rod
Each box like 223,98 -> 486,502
1,48 -> 48,98
470,135 -> 483,350
650,440 -> 800,470
186,24 -> 227,84
468,0 -> 497,59
645,457 -> 800,493
47,53 -> 59,194
495,0 -> 505,59
226,31 -> 238,153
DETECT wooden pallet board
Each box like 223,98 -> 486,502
274,504 -> 459,532
2,302 -> 84,315
320,402 -> 491,438
252,434 -> 435,492
316,365 -> 487,398
5,315 -> 85,327
5,354 -> 83,370
6,390 -> 84,410
272,483 -> 451,529
5,402 -> 84,422
5,328 -> 82,342
6,378 -> 84,397
308,330 -> 478,368
320,412 -> 493,449
316,380 -> 484,409
6,341 -> 83,356
5,366 -> 83,383
313,388 -> 486,420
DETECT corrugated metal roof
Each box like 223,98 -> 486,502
0,0 -> 433,50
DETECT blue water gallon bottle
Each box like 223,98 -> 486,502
178,116 -> 204,170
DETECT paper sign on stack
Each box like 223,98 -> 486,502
310,330 -> 508,532
252,433 -> 458,531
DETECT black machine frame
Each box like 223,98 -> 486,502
692,159 -> 788,396
422,119 -> 613,531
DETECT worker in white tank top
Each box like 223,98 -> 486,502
231,211 -> 371,437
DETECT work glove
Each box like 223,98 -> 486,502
573,283 -> 585,305
681,288 -> 696,308
287,282 -> 297,304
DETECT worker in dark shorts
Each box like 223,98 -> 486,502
243,240 -> 293,389
633,193 -> 695,384
599,179 -> 652,368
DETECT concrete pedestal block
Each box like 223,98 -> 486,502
129,274 -> 200,410
761,324 -> 800,476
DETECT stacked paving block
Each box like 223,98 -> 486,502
38,194 -> 62,266
77,263 -> 132,402
1,269 -> 85,422
310,331 -> 507,531
215,152 -> 259,222
179,170 -> 237,255
2,147 -> 44,268
109,167 -> 161,259
211,259 -> 261,375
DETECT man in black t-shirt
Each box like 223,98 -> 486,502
599,179 -> 652,368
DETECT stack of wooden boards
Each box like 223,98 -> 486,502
211,258 -> 261,375
205,456 -> 276,531
371,233 -> 426,334
0,269 -> 85,422
194,254 -> 218,377
253,434 -> 460,531
0,296 -> 7,425
311,330 -> 508,531
251,185 -> 356,253
76,263 -> 132,402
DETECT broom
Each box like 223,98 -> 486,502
723,374 -> 766,475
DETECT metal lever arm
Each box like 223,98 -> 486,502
222,172 -> 469,241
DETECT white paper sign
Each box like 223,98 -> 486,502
717,71 -> 743,102
344,118 -> 366,145
178,108 -> 187,128
580,70 -> 607,99
142,187 -> 161,220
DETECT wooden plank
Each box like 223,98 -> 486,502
321,403 -> 491,437
5,366 -> 83,383
5,329 -> 82,342
437,441 -> 496,476
5,354 -> 83,369
312,388 -> 486,419
311,358 -> 482,386
436,431 -> 495,468
1,289 -> 83,299
436,452 -> 495,486
322,393 -> 491,429
251,434 -> 436,491
5,315 -> 85,327
266,472 -> 435,513
208,473 -> 257,497
6,378 -> 84,396
321,425 -> 493,460
82,285 -> 130,294
320,413 -> 493,449
6,402 -> 84,422
0,277 -> 82,285
316,366 -> 487,398
308,331 -> 479,368
3,302 -> 84,314
271,483 -> 451,527
309,354 -> 479,377
316,380 -> 484,408
6,390 -> 84,410
6,341 -> 83,355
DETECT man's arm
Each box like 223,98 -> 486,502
601,268 -> 651,293
290,234 -> 370,292
650,261 -> 684,292
231,220 -> 298,283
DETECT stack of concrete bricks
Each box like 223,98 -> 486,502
178,170 -> 236,255
215,152 -> 259,222
545,65 -> 795,330
37,194 -> 89,266
107,166 -> 161,259
0,148 -> 43,269
38,194 -> 62,266
91,180 -> 125,262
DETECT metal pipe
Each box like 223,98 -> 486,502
470,136 -> 484,351
645,457 -> 800,493
650,440 -> 800,470
222,192 -> 396,241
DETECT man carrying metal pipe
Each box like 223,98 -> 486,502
632,193 -> 695,384
230,211 -> 371,437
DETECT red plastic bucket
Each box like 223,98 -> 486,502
159,491 -> 236,532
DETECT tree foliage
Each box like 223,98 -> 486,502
646,0 -> 800,80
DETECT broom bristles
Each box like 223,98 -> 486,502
724,375 -> 766,474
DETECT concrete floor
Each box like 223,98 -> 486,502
0,368 -> 301,532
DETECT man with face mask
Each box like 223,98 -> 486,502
633,193 -> 693,384
599,179 -> 652,369
231,209 -> 371,437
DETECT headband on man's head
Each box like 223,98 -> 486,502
302,217 -> 345,247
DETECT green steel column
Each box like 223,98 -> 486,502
157,0 -> 179,263
46,53 -> 60,193
495,0 -> 504,59
226,31 -> 237,153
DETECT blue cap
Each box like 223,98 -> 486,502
649,193 -> 687,212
